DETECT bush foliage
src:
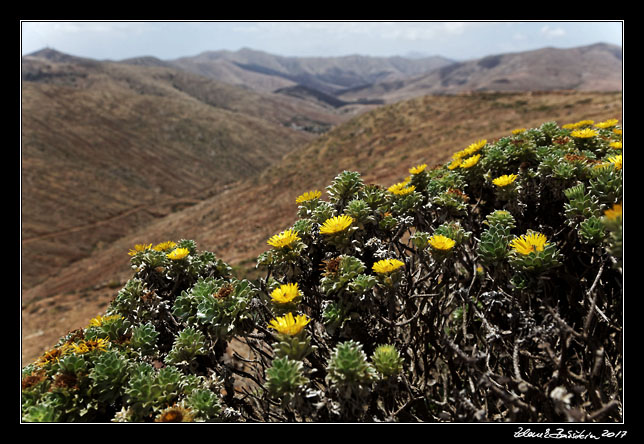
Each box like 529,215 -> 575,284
22,119 -> 623,422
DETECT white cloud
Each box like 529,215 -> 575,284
440,22 -> 471,35
229,21 -> 476,42
540,25 -> 566,38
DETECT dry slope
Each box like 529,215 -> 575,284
21,52 -> 343,292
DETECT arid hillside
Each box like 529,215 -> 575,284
22,90 -> 622,365
21,50 -> 344,292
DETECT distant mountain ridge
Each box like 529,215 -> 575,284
167,47 -> 455,96
337,43 -> 622,102
162,43 -> 621,104
26,43 -> 622,107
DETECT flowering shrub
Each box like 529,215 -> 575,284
22,119 -> 622,422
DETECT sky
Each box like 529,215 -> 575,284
20,21 -> 623,62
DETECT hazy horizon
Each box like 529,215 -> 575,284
21,21 -> 623,62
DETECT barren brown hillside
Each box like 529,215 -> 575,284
21,54 -> 344,292
21,90 -> 622,365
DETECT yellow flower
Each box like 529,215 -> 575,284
604,203 -> 622,221
271,283 -> 301,304
460,154 -> 481,169
607,154 -> 622,170
447,158 -> 462,170
387,182 -> 416,195
70,338 -> 110,354
128,243 -> 152,256
492,174 -> 518,187
372,258 -> 405,274
609,141 -> 622,150
464,139 -> 486,155
509,232 -> 549,255
267,312 -> 310,336
319,215 -> 354,235
427,234 -> 456,251
167,247 -> 190,260
87,314 -> 122,328
571,128 -> 598,139
595,119 -> 619,129
409,163 -> 427,175
512,128 -> 526,135
155,405 -> 195,423
296,190 -> 322,204
267,229 -> 301,248
452,150 -> 466,160
564,120 -> 594,130
35,344 -> 71,368
153,241 -> 177,252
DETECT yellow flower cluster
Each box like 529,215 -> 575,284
595,119 -> 619,129
387,182 -> 416,195
563,119 -> 595,130
467,139 -> 487,153
70,338 -> 110,354
129,241 -> 179,256
37,338 -> 111,364
448,140 -> 486,170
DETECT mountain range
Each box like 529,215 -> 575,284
21,43 -> 622,364
338,43 -> 623,102
127,43 -> 622,104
